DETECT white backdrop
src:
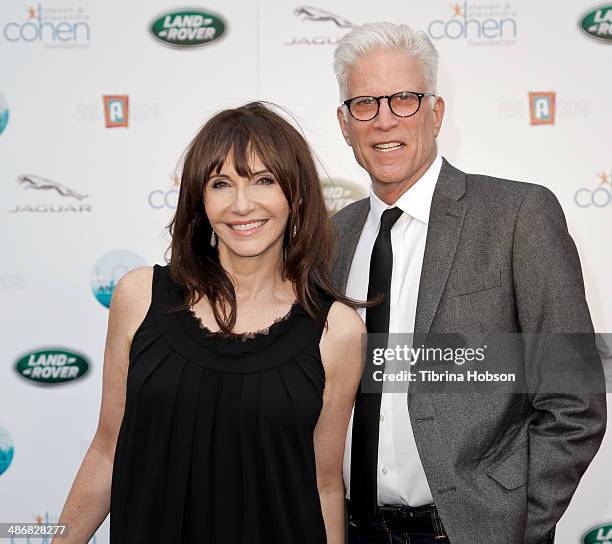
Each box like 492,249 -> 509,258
1,1 -> 610,542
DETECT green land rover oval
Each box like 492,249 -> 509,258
579,5 -> 612,42
15,348 -> 90,385
150,8 -> 226,47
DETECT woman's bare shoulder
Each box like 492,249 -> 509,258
326,300 -> 366,338
110,266 -> 154,342
320,300 -> 366,376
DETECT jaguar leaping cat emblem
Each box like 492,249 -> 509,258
17,175 -> 88,200
293,6 -> 355,29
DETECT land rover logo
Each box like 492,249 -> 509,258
321,178 -> 368,215
579,5 -> 612,42
15,348 -> 90,385
583,524 -> 612,543
150,8 -> 226,47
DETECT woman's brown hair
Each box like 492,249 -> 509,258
167,101 -> 367,334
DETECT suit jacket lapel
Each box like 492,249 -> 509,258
414,159 -> 467,336
332,198 -> 369,293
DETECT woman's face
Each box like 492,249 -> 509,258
203,151 -> 290,260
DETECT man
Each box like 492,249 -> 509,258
330,22 -> 607,544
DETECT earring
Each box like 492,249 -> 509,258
292,224 -> 297,240
210,230 -> 217,248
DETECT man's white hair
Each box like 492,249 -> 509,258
333,22 -> 439,103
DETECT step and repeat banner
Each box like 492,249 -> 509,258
1,1 -> 610,542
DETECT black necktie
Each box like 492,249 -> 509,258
350,206 -> 403,521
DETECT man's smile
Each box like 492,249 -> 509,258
373,141 -> 405,153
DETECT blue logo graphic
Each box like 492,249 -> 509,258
90,250 -> 147,308
0,424 -> 14,476
0,92 -> 9,135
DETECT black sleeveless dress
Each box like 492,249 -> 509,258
109,264 -> 334,543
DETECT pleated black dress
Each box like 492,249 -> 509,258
109,264 -> 334,543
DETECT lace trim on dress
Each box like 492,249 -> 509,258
186,300 -> 299,343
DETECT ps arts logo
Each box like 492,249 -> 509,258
528,92 -> 555,126
150,7 -> 226,47
76,96 -> 160,125
500,91 -> 590,123
15,348 -> 90,385
103,95 -> 128,128
579,5 -> 612,42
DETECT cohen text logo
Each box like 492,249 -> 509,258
575,170 -> 612,208
2,4 -> 91,47
427,1 -> 518,45
149,175 -> 180,210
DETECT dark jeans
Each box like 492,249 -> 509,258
348,519 -> 451,543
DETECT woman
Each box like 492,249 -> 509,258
53,102 -> 365,543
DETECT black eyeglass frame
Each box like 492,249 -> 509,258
342,91 -> 436,121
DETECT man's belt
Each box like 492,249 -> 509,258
348,501 -> 448,537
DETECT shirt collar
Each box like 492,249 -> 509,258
368,154 -> 442,226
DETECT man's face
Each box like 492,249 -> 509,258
337,48 -> 445,202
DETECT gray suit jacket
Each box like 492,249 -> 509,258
331,158 -> 607,544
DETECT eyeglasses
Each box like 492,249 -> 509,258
343,91 -> 436,121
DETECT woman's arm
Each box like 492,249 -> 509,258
316,301 -> 365,544
51,267 -> 152,544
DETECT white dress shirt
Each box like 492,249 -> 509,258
343,154 -> 442,506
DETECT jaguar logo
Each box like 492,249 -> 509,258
16,175 -> 88,200
293,6 -> 355,28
